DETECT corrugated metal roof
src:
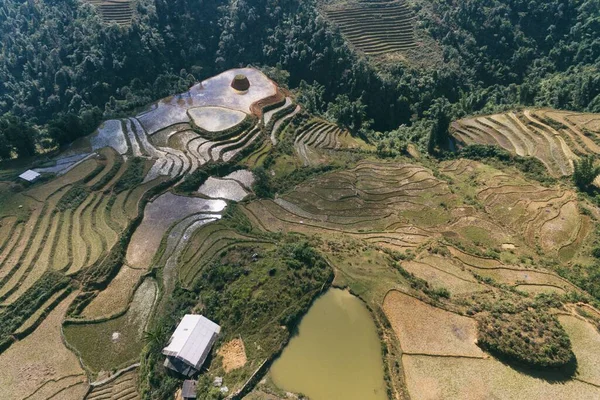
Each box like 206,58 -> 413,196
18,170 -> 41,182
162,314 -> 221,369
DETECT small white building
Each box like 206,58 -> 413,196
18,170 -> 40,183
162,314 -> 221,376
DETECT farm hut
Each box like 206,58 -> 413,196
18,169 -> 40,183
231,74 -> 250,92
182,380 -> 197,399
162,314 -> 221,376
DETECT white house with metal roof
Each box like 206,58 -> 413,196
162,314 -> 221,376
18,169 -> 41,183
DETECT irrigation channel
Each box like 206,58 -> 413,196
270,288 -> 386,400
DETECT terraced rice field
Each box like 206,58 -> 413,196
0,292 -> 87,400
86,370 -> 140,400
243,161 -> 452,239
64,278 -> 157,373
178,224 -> 271,287
441,159 -> 591,260
294,119 -> 361,165
322,0 -> 416,55
126,192 -> 226,268
451,109 -> 600,177
85,0 -> 134,25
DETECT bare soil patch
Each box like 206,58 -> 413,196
218,338 -> 248,373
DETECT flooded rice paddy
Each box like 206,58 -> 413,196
270,288 -> 386,400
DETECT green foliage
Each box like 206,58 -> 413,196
113,158 -> 145,194
427,98 -> 452,155
457,145 -> 555,185
178,169 -> 209,194
477,309 -> 574,369
56,184 -> 90,211
194,240 -> 332,333
394,262 -> 451,301
326,94 -> 371,134
176,163 -> 240,194
47,108 -> 103,146
0,114 -> 38,159
141,239 -> 332,398
253,164 -> 336,198
572,155 -> 600,192
252,166 -> 273,198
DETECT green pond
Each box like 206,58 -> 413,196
270,288 -> 387,400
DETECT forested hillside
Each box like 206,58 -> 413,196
0,0 -> 599,159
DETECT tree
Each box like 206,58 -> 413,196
0,114 -> 37,158
427,98 -> 452,155
327,94 -> 370,134
572,155 -> 600,192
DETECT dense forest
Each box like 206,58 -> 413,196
0,0 -> 599,159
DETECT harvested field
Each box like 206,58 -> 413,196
322,0 -> 417,55
442,159 -> 588,259
86,370 -> 141,400
188,106 -> 246,132
218,338 -> 248,373
558,315 -> 600,386
382,290 -> 484,357
0,292 -> 86,400
244,161 -> 452,239
81,266 -> 145,319
451,109 -> 600,177
126,192 -> 226,268
402,355 -> 600,400
64,278 -> 157,373
401,256 -> 485,295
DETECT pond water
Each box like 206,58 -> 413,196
270,288 -> 387,400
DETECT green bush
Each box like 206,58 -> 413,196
56,184 -> 90,211
114,157 -> 145,193
477,309 -> 574,369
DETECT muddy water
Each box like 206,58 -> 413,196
270,288 -> 387,400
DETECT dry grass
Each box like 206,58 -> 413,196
383,290 -> 484,357
403,355 -> 600,400
558,315 -> 600,386
401,258 -> 484,295
0,291 -> 86,399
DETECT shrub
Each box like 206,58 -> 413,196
573,155 -> 600,192
476,309 -> 574,369
114,157 -> 145,193
56,184 -> 90,211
